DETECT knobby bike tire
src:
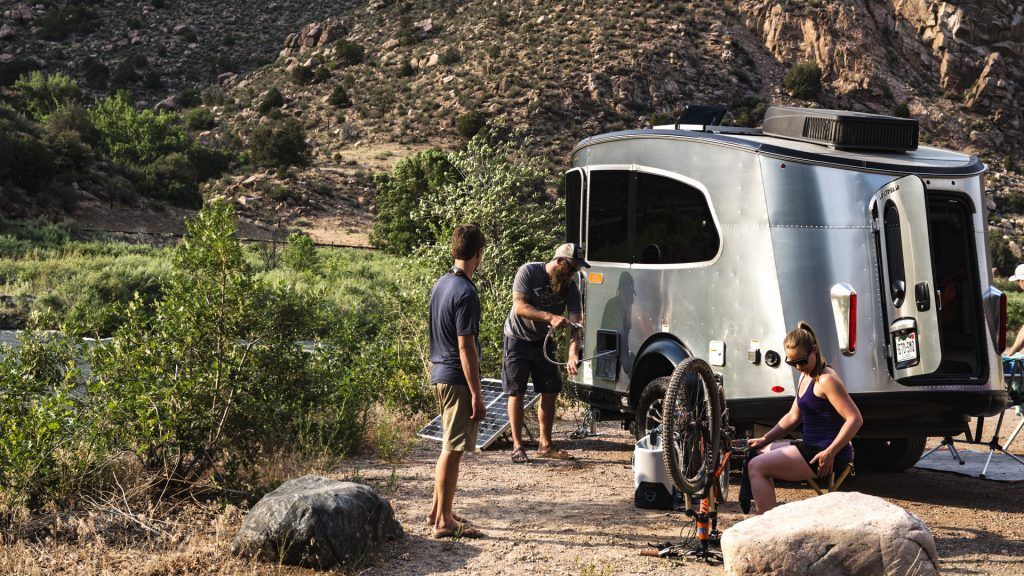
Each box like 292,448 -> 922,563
661,357 -> 720,497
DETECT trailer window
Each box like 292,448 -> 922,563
588,170 -> 631,262
635,172 -> 719,264
565,170 -> 583,244
883,200 -> 907,305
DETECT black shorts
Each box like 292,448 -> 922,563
792,440 -> 853,474
501,335 -> 562,396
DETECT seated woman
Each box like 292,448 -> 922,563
743,321 -> 863,513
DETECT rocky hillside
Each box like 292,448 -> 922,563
2,0 -> 1023,246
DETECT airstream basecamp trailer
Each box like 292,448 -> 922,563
568,106 -> 1010,471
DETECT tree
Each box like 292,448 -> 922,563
13,71 -> 82,121
248,118 -> 310,168
784,62 -> 823,100
370,149 -> 459,255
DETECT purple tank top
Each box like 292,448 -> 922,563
797,376 -> 854,461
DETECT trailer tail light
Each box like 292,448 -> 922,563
999,291 -> 1007,352
830,283 -> 857,356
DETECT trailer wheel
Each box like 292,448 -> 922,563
635,377 -> 669,441
662,358 -> 720,497
854,436 -> 928,472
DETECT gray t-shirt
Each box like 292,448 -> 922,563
503,262 -> 582,342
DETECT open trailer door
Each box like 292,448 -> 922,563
871,175 -> 942,381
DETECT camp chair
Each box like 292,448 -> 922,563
805,462 -> 855,495
919,356 -> 1024,478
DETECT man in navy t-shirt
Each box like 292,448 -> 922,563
427,224 -> 486,539
502,243 -> 588,463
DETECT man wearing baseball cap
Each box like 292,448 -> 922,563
502,242 -> 589,462
1005,264 -> 1024,356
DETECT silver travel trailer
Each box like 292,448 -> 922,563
567,106 -> 1010,471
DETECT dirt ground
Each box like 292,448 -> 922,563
3,409 -> 1022,575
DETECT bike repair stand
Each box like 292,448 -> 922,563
641,494 -> 723,564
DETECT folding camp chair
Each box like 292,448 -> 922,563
919,356 -> 1024,478
805,462 -> 855,495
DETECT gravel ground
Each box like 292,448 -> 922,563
3,409 -> 1021,575
349,408 -> 1024,576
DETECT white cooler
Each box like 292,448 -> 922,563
633,428 -> 678,509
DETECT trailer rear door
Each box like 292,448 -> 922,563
871,175 -> 942,380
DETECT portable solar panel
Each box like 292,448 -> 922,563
418,378 -> 541,450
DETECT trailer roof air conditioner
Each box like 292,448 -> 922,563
762,106 -> 919,153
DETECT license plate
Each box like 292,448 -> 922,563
894,332 -> 919,364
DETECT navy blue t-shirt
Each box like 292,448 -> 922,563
429,270 -> 481,386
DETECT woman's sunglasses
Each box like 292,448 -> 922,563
785,348 -> 815,367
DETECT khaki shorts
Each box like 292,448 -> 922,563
434,383 -> 479,452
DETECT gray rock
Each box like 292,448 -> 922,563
0,24 -> 15,40
231,475 -> 403,569
722,492 -> 938,576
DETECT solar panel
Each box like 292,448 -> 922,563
418,378 -> 541,450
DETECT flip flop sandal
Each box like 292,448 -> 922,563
536,448 -> 573,460
511,447 -> 529,464
426,513 -> 466,525
432,525 -> 485,539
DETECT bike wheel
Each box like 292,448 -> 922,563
661,357 -> 720,497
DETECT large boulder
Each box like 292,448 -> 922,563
231,475 -> 403,569
721,491 -> 938,576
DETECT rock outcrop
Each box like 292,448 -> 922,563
721,491 -> 938,576
231,475 -> 403,570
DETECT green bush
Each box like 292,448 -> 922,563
187,144 -> 234,182
0,57 -> 41,87
990,230 -> 1019,277
893,101 -> 911,118
79,57 -> 109,89
334,40 -> 365,66
88,92 -> 188,165
45,102 -> 100,147
0,105 -> 56,196
440,47 -> 461,65
291,64 -> 329,85
38,2 -> 98,40
370,148 -> 459,255
134,152 -> 201,209
726,96 -> 768,127
398,61 -> 415,78
248,118 -> 310,168
256,87 -> 285,115
0,332 -> 85,513
185,106 -> 215,131
784,61 -> 823,100
88,204 -> 328,487
456,110 -> 487,139
281,232 -> 319,272
13,71 -> 82,121
328,85 -> 352,108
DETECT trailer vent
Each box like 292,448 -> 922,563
762,106 -> 918,153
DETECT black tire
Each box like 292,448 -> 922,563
662,358 -> 720,497
635,377 -> 669,441
853,436 -> 928,472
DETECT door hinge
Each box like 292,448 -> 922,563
883,344 -> 892,359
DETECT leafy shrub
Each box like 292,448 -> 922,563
291,64 -> 329,85
185,106 -> 215,131
142,70 -> 162,90
440,47 -> 461,65
89,204 -> 327,487
256,87 -> 285,114
38,1 -> 98,40
0,332 -> 84,513
398,60 -> 415,77
88,92 -> 188,165
334,40 -> 365,66
328,85 -> 352,108
134,152 -> 201,208
187,144 -> 234,182
248,118 -> 310,168
0,105 -> 56,195
456,109 -> 487,139
281,232 -> 319,272
725,96 -> 768,127
79,56 -> 109,89
0,57 -> 41,87
13,71 -> 82,121
893,101 -> 911,118
371,148 -> 459,255
784,61 -> 823,100
990,230 -> 1019,278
